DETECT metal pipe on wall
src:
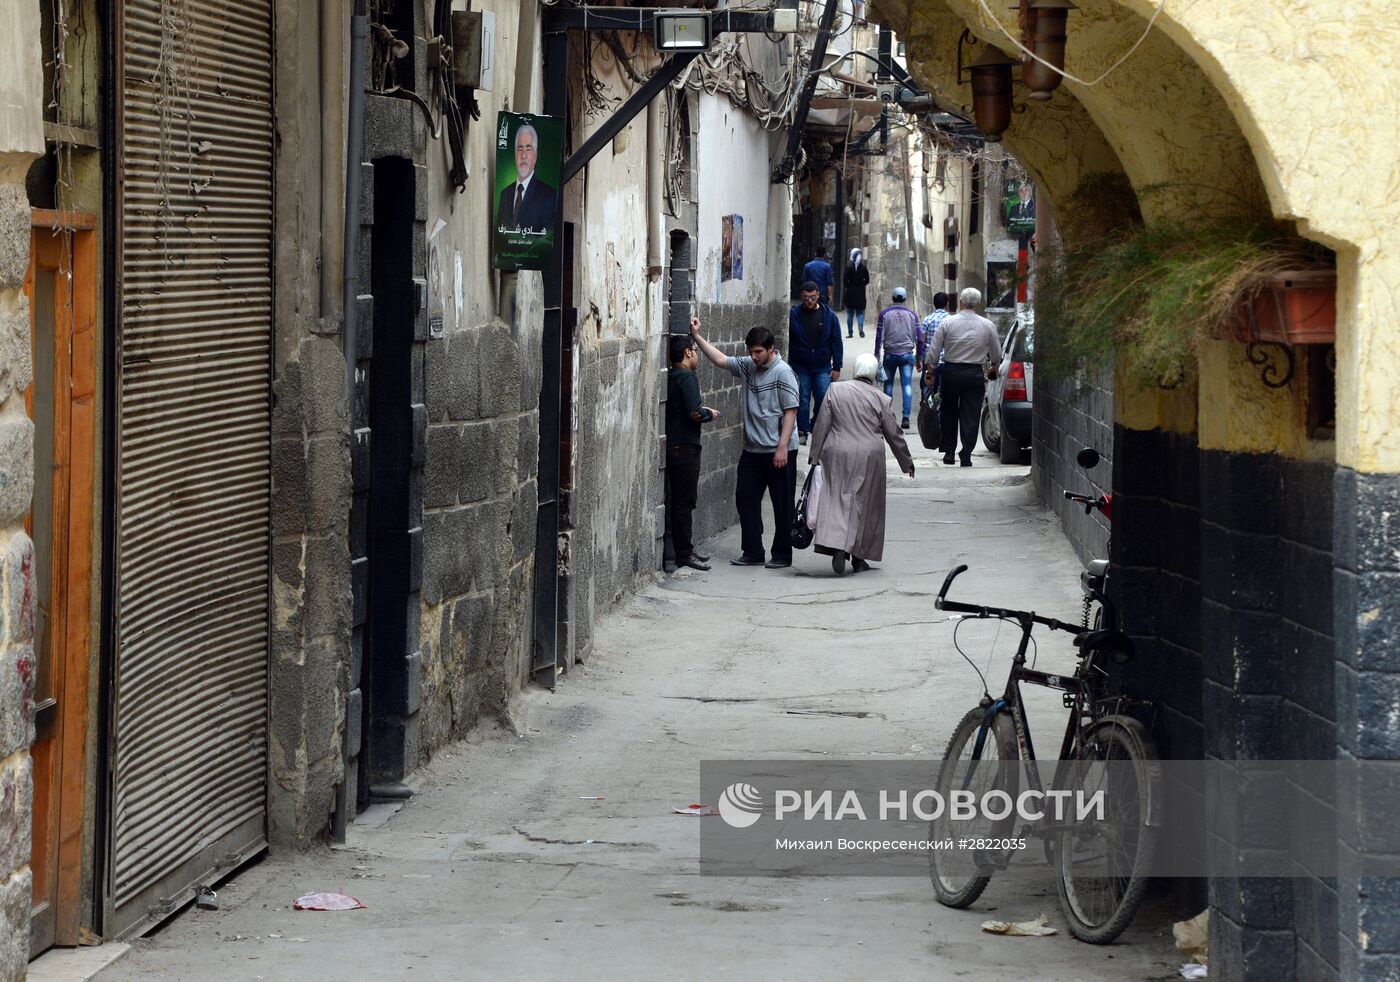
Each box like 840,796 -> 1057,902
341,0 -> 368,394
333,0 -> 368,843
647,100 -> 663,279
320,0 -> 348,318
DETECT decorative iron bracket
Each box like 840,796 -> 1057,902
1245,341 -> 1296,389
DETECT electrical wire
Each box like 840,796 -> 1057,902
975,0 -> 1166,88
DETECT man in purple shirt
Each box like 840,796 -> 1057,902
873,287 -> 924,429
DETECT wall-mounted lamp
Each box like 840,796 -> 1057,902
655,11 -> 712,51
1023,0 -> 1075,100
957,31 -> 1014,142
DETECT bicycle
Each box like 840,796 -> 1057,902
926,449 -> 1162,944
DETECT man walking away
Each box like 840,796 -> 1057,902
873,287 -> 924,430
691,318 -> 800,569
802,246 -> 835,304
843,248 -> 871,338
927,288 -> 1002,467
787,281 -> 844,446
666,336 -> 721,571
920,291 -> 951,398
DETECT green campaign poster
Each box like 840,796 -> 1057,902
492,111 -> 564,271
1002,178 -> 1036,234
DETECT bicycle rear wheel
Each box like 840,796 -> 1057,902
930,705 -> 1019,908
1053,716 -> 1160,943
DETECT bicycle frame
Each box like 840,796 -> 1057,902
938,565 -> 1119,806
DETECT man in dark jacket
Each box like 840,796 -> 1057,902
842,248 -> 871,338
788,281 -> 844,445
666,335 -> 720,571
801,246 -> 835,303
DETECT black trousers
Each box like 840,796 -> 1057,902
667,443 -> 702,561
735,450 -> 797,561
939,362 -> 986,459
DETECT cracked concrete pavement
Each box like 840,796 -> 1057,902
98,441 -> 1181,982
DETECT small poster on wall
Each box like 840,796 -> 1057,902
428,219 -> 446,338
722,214 -> 744,281
492,112 -> 564,271
986,260 -> 1018,310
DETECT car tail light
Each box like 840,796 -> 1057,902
1003,361 -> 1028,401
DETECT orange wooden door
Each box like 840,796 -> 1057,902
23,213 -> 96,955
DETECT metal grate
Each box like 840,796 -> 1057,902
110,0 -> 272,935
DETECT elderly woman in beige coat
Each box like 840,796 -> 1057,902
808,353 -> 916,575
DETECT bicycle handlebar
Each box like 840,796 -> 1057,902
935,563 -> 1081,634
1064,489 -> 1107,516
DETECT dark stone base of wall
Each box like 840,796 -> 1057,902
1111,425 -> 1352,981
1033,373 -> 1113,567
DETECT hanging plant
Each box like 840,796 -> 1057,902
1037,179 -> 1333,390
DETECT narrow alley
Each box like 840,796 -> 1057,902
97,438 -> 1177,981
4,0 -> 1396,978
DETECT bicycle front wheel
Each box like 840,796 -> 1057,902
930,705 -> 1019,908
1054,716 -> 1160,944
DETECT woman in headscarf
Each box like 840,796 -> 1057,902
842,247 -> 871,339
808,353 -> 916,575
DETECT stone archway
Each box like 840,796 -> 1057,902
866,4 -> 1400,980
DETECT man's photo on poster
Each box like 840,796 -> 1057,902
497,122 -> 557,233
492,112 -> 564,271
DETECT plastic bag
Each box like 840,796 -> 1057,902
293,892 -> 366,911
806,465 -> 824,530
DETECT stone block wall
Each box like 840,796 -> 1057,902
0,8 -> 42,973
1112,425 -> 1344,981
418,317 -> 541,754
1032,369 -> 1112,567
1333,470 -> 1400,982
0,186 -> 34,981
267,0 -> 353,846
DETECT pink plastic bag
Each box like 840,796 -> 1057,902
806,465 -> 823,530
294,892 -> 366,911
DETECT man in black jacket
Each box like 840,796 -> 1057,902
787,281 -> 844,445
666,335 -> 720,571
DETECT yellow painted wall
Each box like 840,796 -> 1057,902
872,0 -> 1398,471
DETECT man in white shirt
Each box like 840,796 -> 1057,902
926,288 -> 1003,467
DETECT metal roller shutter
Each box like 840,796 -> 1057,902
110,0 -> 273,937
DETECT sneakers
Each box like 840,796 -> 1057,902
901,416 -> 910,430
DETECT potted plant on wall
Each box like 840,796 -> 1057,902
1227,268 -> 1336,345
1037,174 -> 1336,389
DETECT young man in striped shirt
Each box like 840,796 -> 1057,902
691,317 -> 800,569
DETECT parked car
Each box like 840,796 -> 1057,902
980,316 -> 1033,464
